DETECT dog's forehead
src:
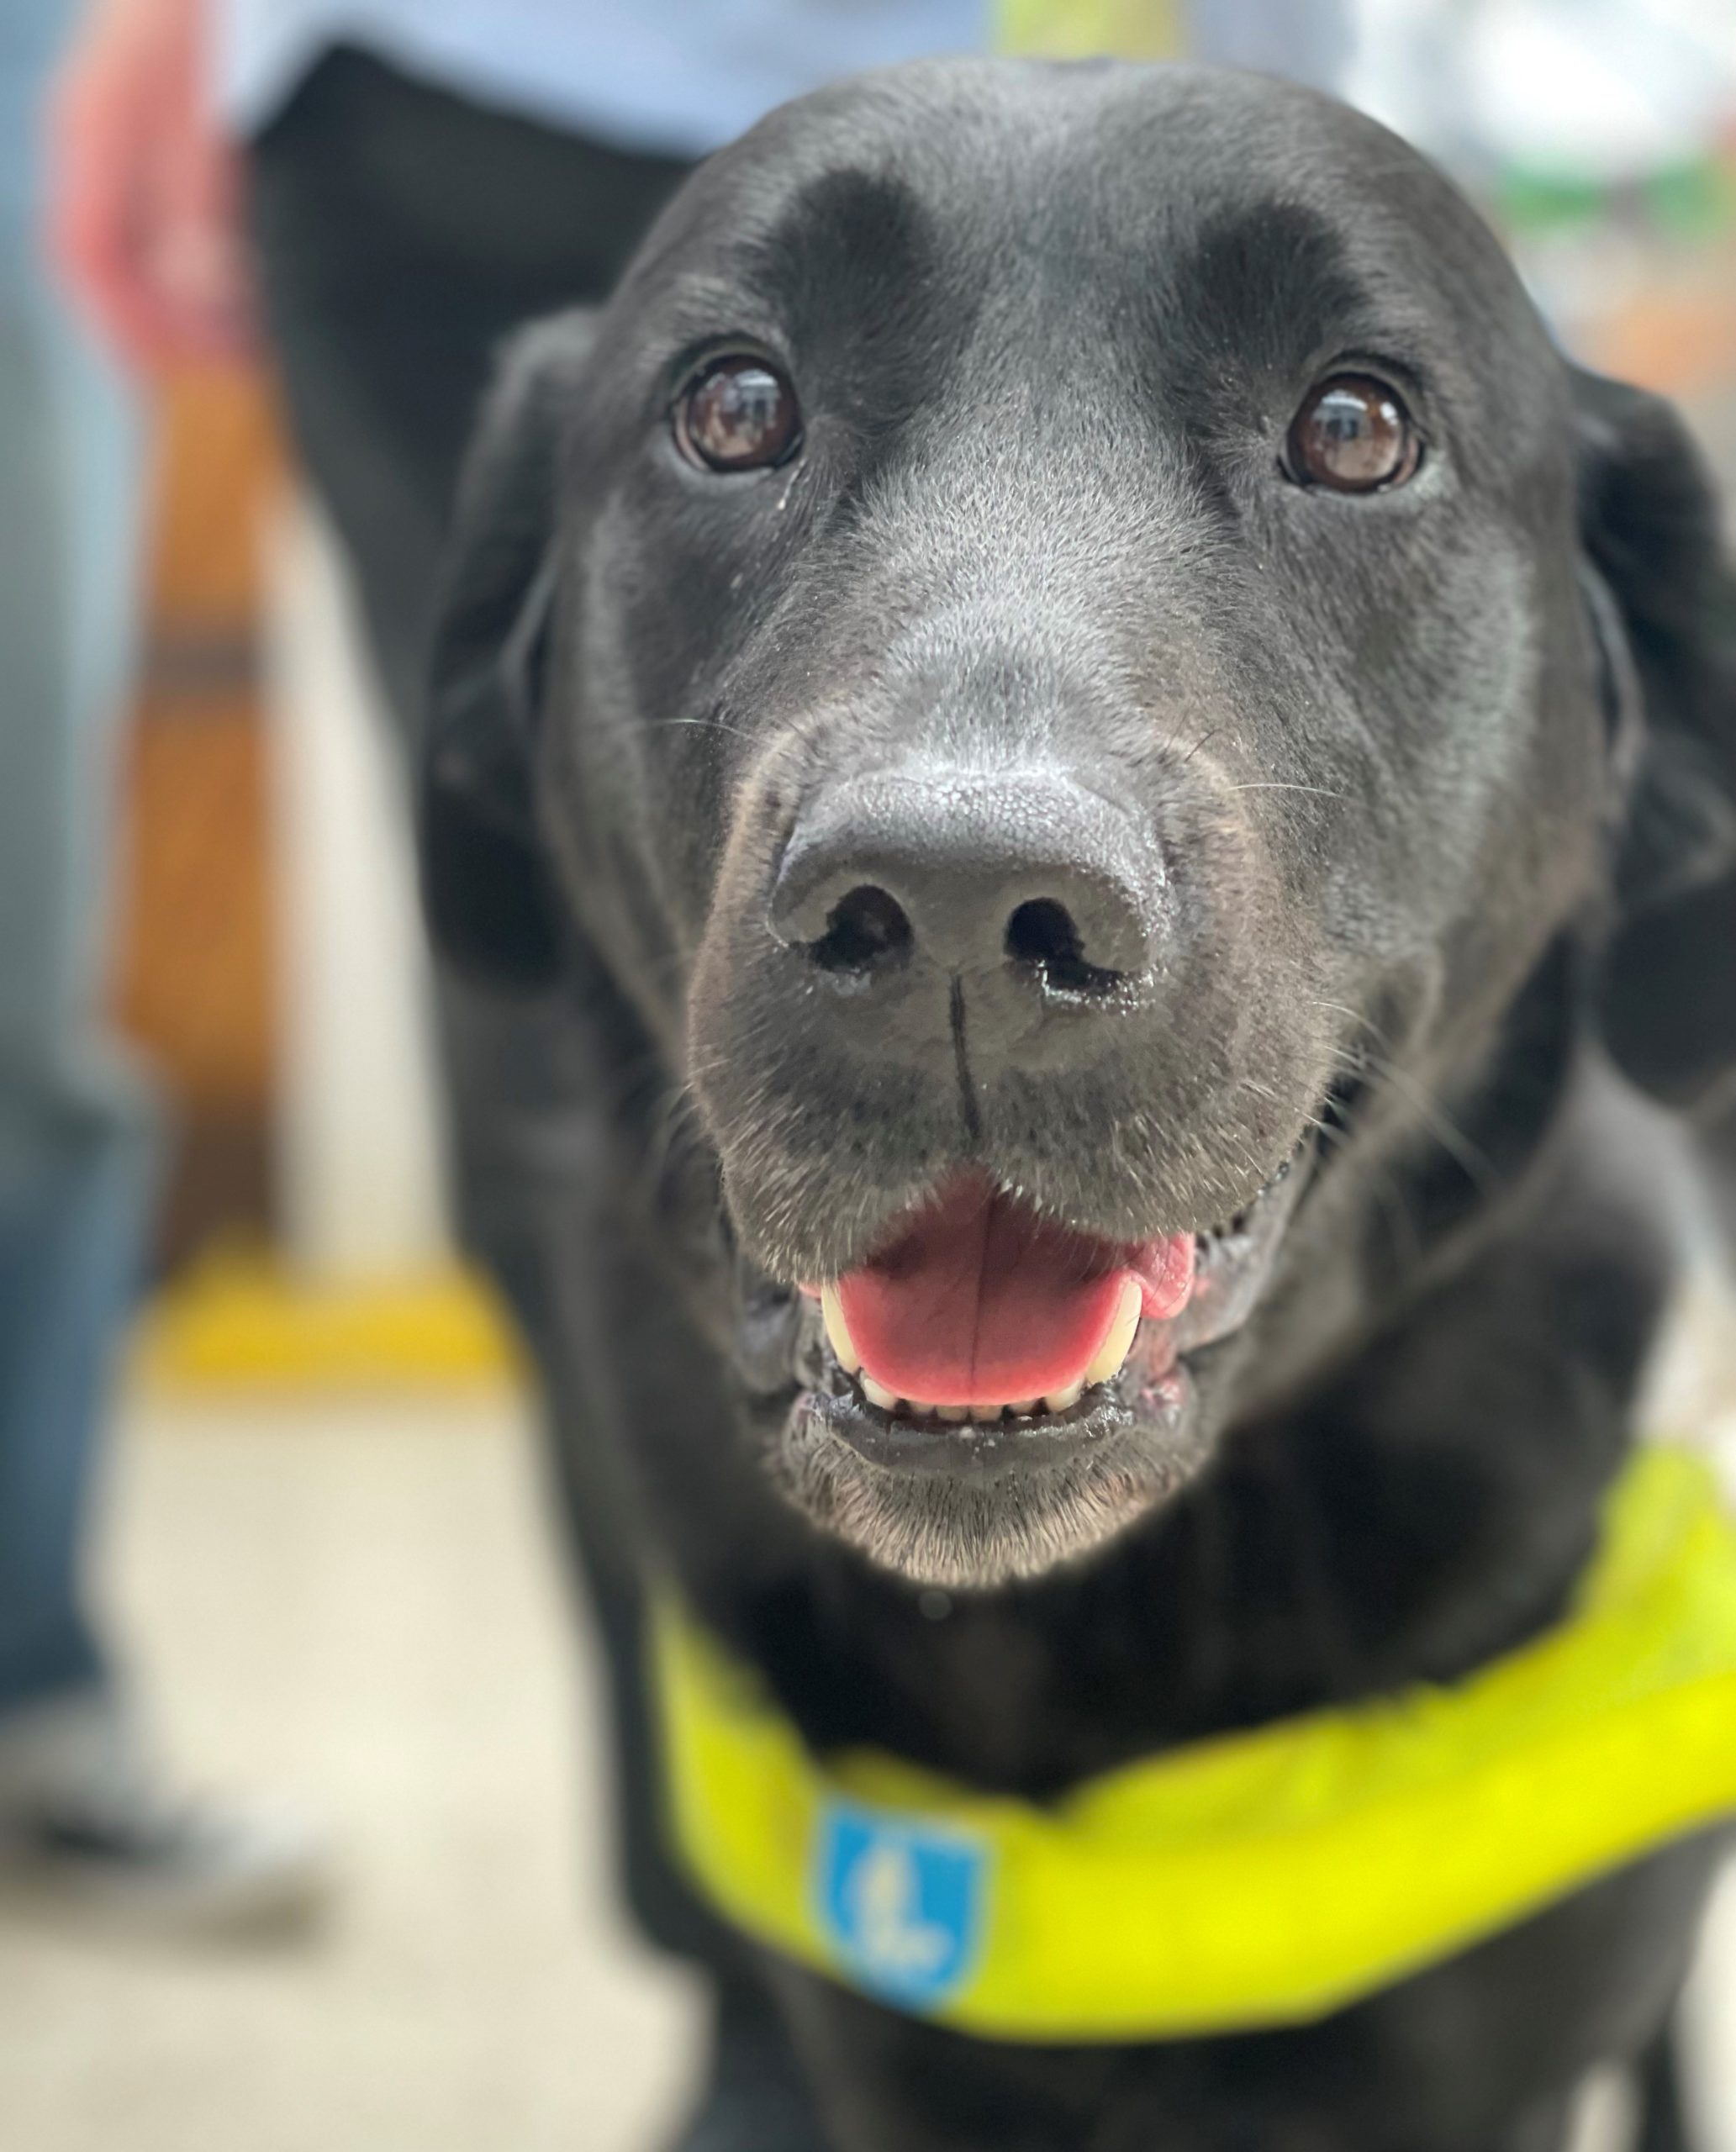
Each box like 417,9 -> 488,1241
640,60 -> 1522,345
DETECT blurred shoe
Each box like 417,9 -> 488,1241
0,1687 -> 332,1936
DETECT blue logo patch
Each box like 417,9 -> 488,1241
815,1800 -> 989,2012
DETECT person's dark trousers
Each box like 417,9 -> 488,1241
247,48 -> 716,1965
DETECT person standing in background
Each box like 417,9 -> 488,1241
50,1 -> 1346,2136
0,0 -> 327,1930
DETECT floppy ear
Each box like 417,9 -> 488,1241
1575,366 -> 1736,1110
419,311 -> 597,990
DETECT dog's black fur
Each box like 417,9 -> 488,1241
420,61 -> 1736,2152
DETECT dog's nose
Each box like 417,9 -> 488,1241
770,769 -> 1159,994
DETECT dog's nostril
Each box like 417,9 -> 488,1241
1005,898 -> 1124,998
809,883 -> 915,974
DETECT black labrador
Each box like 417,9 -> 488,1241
419,60 -> 1736,2152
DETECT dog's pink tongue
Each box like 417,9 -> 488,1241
834,1177 -> 1195,1407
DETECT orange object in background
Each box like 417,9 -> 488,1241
111,365 -> 287,1274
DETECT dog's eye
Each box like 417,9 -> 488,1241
1285,374 -> 1420,493
675,356 -> 801,472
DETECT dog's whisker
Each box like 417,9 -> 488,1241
1353,1056 -> 1499,1190
1221,782 -> 1349,801
1306,997 -> 1379,1039
1174,720 -> 1232,771
641,715 -> 762,745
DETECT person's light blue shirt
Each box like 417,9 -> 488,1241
215,1 -> 1351,153
217,1 -> 987,152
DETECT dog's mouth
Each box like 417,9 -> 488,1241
794,1158 -> 1301,1469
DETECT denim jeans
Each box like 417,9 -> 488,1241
0,2 -> 152,1718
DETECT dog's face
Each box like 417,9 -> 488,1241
425,62 -> 1736,1590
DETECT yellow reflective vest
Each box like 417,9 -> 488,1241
653,1444 -> 1736,2041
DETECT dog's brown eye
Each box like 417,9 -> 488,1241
1286,374 -> 1420,493
675,356 -> 800,472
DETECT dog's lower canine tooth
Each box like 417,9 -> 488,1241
1009,1398 -> 1040,1417
1043,1379 -> 1084,1413
821,1284 -> 862,1374
861,1374 -> 900,1412
1083,1278 -> 1143,1389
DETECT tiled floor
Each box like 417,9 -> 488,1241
0,1392 -> 699,2152
0,1353 -> 1732,2152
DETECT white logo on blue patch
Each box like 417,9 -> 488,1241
815,1800 -> 989,2011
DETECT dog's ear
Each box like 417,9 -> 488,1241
419,311 -> 596,991
1575,366 -> 1736,1110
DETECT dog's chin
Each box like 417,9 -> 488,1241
753,1156 -> 1306,1590
769,1353 -> 1214,1588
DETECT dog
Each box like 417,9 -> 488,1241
419,59 -> 1736,2152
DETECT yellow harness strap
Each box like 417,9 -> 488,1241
652,1446 -> 1736,2042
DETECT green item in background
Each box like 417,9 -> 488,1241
996,0 -> 1184,60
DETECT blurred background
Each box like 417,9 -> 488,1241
3,3 -> 1735,2149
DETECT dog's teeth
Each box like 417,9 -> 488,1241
856,1372 -> 1108,1423
1083,1278 -> 1143,1389
821,1284 -> 862,1375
